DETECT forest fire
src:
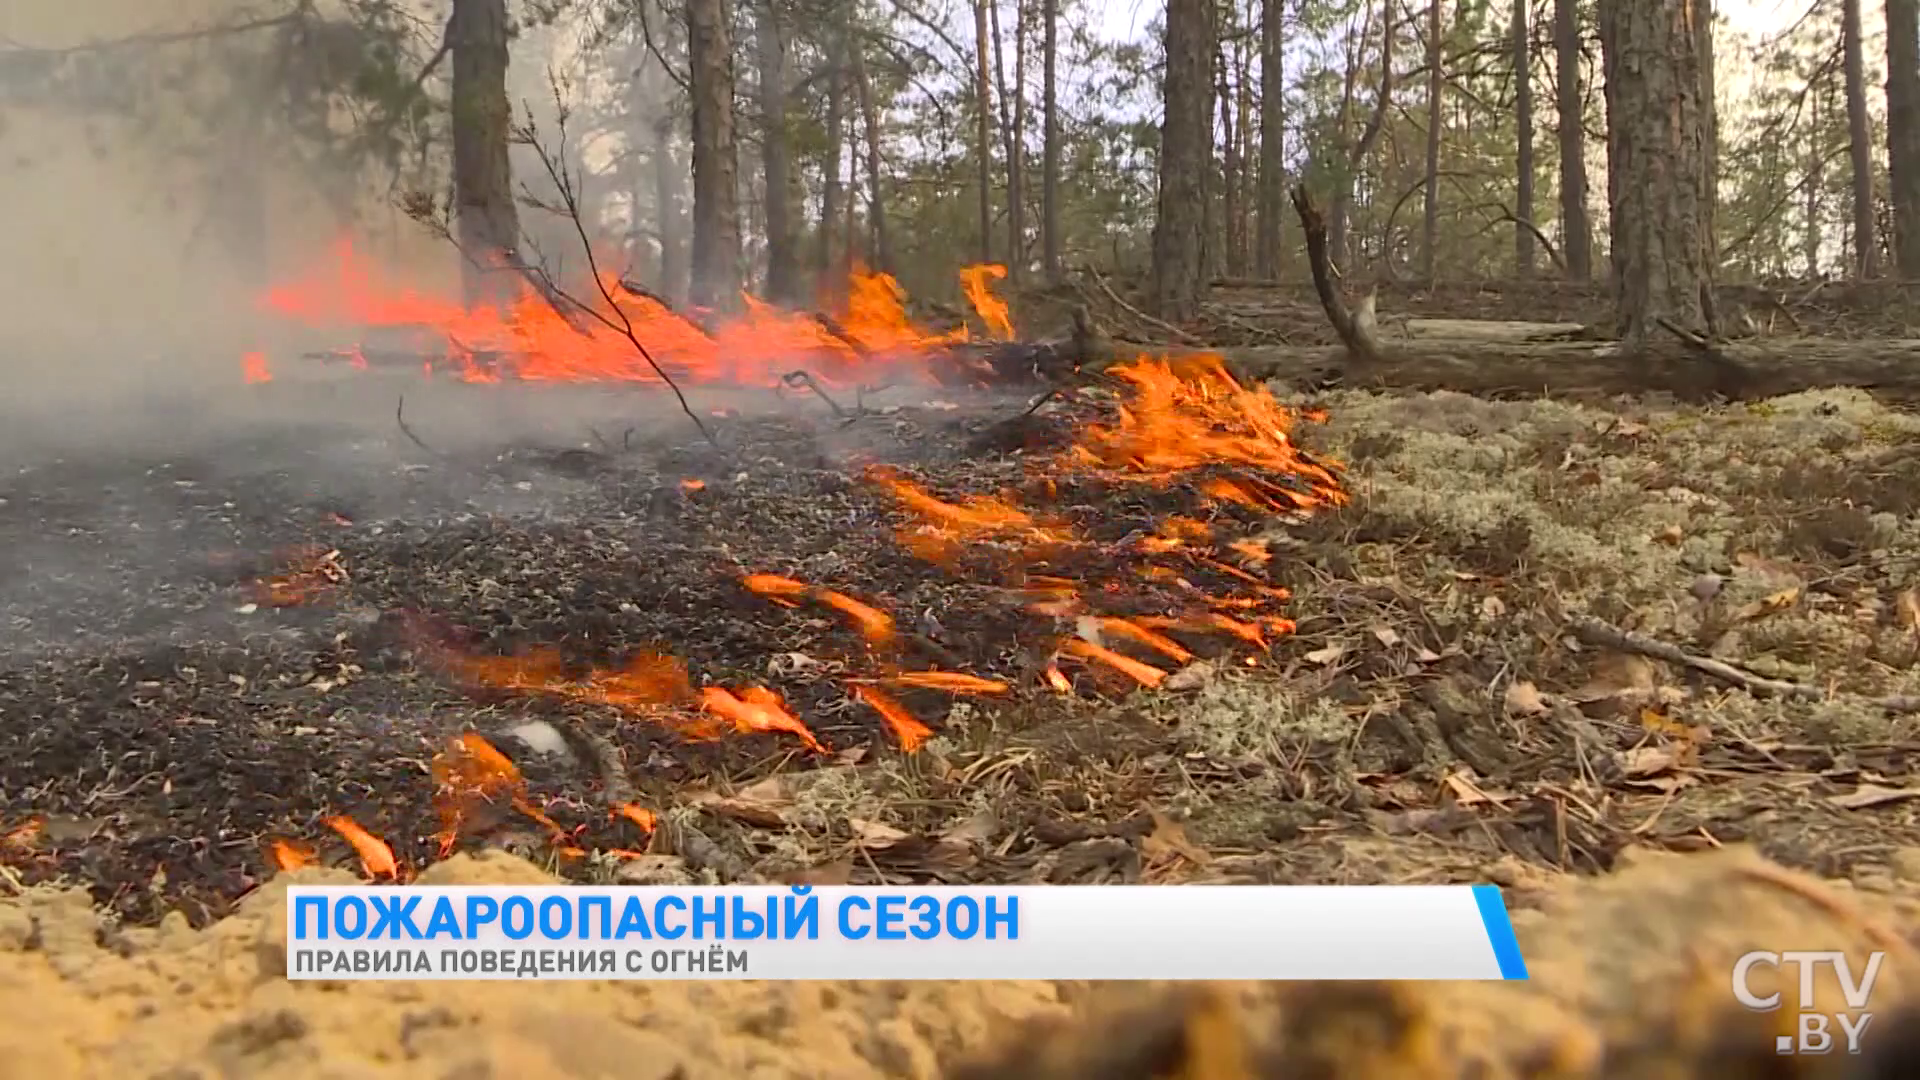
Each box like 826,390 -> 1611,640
243,239 -> 1020,387
245,256 -> 1346,880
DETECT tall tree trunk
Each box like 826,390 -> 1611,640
687,0 -> 742,309
1042,0 -> 1062,280
973,0 -> 996,263
1513,0 -> 1536,277
1235,25 -> 1254,272
1153,0 -> 1216,321
448,0 -> 521,308
849,30 -> 891,272
1807,85 -> 1825,277
1013,0 -> 1031,281
755,0 -> 797,303
653,114 -> 689,303
1598,0 -> 1712,347
1554,0 -> 1592,279
1422,0 -> 1443,280
1891,0 -> 1920,277
1843,0 -> 1878,276
817,15 -> 846,300
1332,5 -> 1394,272
989,0 -> 1025,280
1255,0 -> 1284,278
1698,0 -> 1717,269
1218,40 -> 1244,277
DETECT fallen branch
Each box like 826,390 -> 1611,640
1567,616 -> 1920,714
513,94 -> 718,449
780,370 -> 851,418
394,396 -> 439,456
1290,185 -> 1381,366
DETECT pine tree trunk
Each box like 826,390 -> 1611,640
1422,0 -> 1443,280
448,0 -> 521,308
653,114 -> 689,303
1513,0 -> 1536,277
1255,0 -> 1284,279
1598,0 -> 1712,347
849,31 -> 891,273
1807,86 -> 1824,276
1042,0 -> 1061,281
988,0 -> 1025,280
817,16 -> 845,300
1843,0 -> 1879,276
1698,0 -> 1717,269
1554,0 -> 1592,280
1890,0 -> 1920,277
756,0 -> 797,303
687,0 -> 742,309
1218,41 -> 1244,278
973,0 -> 996,264
1012,0 -> 1030,282
1153,0 -> 1215,321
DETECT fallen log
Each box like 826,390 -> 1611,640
1246,185 -> 1920,403
1157,336 -> 1920,402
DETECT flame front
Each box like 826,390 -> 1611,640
248,239 -> 1018,387
251,271 -> 1348,875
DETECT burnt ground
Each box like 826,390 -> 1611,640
4,366 -> 1920,930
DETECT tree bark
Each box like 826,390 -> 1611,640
755,0 -> 798,303
973,0 -> 996,264
1807,85 -> 1824,277
1513,0 -> 1536,277
1422,0 -> 1444,280
1218,38 -> 1245,278
1554,0 -> 1592,280
1042,0 -> 1061,281
848,29 -> 891,272
687,0 -> 742,310
1256,0 -> 1285,279
1698,0 -> 1717,268
653,114 -> 689,304
1843,0 -> 1878,276
1152,0 -> 1216,321
1891,0 -> 1920,277
1598,0 -> 1712,347
816,13 -> 845,300
448,0 -> 521,308
989,0 -> 1026,281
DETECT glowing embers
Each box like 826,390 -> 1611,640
248,546 -> 349,607
245,239 -> 1015,389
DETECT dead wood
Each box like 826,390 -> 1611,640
1568,616 -> 1920,714
1277,185 -> 1920,402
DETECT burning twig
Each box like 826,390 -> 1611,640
509,88 -> 717,449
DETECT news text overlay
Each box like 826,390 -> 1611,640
285,883 -> 1532,981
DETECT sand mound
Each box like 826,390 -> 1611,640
2,846 -> 1914,1079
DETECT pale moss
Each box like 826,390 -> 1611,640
1165,676 -> 1355,762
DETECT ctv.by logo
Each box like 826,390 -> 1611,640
1732,950 -> 1885,1055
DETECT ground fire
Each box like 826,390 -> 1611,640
243,239 -> 1032,388
233,249 -> 1348,879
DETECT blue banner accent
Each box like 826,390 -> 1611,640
1470,885 -> 1529,980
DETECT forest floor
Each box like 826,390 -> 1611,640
5,282 -> 1920,1076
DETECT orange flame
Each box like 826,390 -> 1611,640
269,838 -> 316,873
883,671 -> 1012,695
242,351 -> 272,384
250,242 -> 1019,388
959,264 -> 1015,340
854,685 -> 934,753
1060,638 -> 1168,688
325,816 -> 399,880
698,686 -> 826,753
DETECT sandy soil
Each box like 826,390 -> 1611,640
2,844 -> 1914,1079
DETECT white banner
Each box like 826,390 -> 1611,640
284,883 -> 1530,981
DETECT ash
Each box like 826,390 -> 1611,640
0,371 -> 1214,922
